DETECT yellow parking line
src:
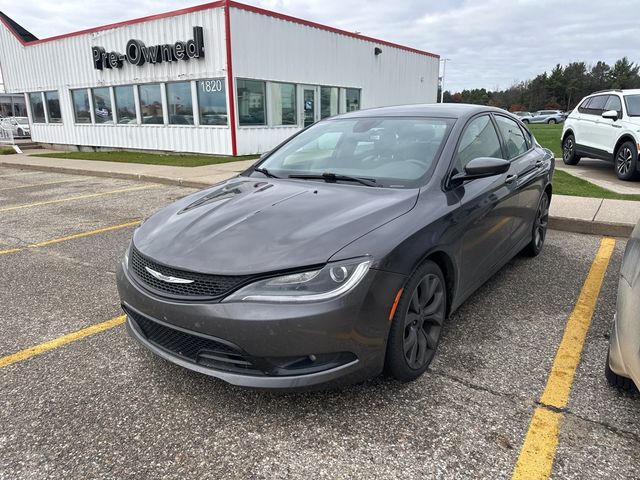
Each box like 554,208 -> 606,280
0,220 -> 141,256
512,237 -> 615,480
0,178 -> 90,192
0,315 -> 126,369
0,184 -> 160,212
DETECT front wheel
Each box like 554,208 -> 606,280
562,134 -> 581,165
17,128 -> 23,137
605,349 -> 637,392
523,193 -> 549,257
522,119 -> 529,124
615,141 -> 639,181
385,261 -> 447,382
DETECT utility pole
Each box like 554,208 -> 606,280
440,58 -> 451,103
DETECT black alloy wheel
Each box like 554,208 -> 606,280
386,261 -> 446,381
523,193 -> 549,257
615,141 -> 639,181
562,134 -> 580,165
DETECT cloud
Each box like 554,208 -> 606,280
1,0 -> 639,91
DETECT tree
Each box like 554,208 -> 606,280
610,57 -> 640,89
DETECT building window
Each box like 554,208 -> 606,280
198,79 -> 227,125
92,88 -> 113,124
71,89 -> 91,123
237,79 -> 266,126
320,86 -> 339,119
13,96 -> 27,117
346,88 -> 360,112
166,82 -> 194,125
269,82 -> 296,126
138,84 -> 164,124
44,91 -> 62,123
114,86 -> 136,124
29,93 -> 45,123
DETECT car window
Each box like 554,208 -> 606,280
495,115 -> 528,159
259,117 -> 455,187
585,95 -> 607,115
577,98 -> 590,114
604,95 -> 622,117
625,95 -> 640,116
455,115 -> 503,172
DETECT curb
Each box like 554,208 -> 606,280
1,159 -> 634,238
0,160 -> 217,189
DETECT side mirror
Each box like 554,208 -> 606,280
602,110 -> 618,121
451,157 -> 510,185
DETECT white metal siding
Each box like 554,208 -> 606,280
0,7 -> 233,154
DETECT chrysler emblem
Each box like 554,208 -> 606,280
145,266 -> 194,284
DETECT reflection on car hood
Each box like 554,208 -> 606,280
134,178 -> 419,275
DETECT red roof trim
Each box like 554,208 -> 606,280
0,0 -> 438,59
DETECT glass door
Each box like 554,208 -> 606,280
302,86 -> 318,127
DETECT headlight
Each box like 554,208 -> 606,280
223,258 -> 371,303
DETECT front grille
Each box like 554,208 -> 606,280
129,246 -> 249,300
125,307 -> 262,374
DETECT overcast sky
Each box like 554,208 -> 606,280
1,0 -> 639,92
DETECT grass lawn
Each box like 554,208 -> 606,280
553,170 -> 640,201
528,123 -> 563,158
32,151 -> 258,167
0,147 -> 16,155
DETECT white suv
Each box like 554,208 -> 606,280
561,89 -> 640,180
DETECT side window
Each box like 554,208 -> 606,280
577,98 -> 590,114
495,115 -> 528,159
455,115 -> 503,172
586,95 -> 607,115
604,95 -> 622,117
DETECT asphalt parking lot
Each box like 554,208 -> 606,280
1,166 -> 638,479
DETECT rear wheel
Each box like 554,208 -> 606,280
605,349 -> 637,392
385,261 -> 447,382
523,192 -> 549,257
522,119 -> 529,124
562,134 -> 581,165
547,118 -> 556,124
615,141 -> 639,181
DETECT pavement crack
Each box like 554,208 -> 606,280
591,198 -> 604,222
430,369 -> 523,407
561,407 -> 640,445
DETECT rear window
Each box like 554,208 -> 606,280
624,95 -> 640,116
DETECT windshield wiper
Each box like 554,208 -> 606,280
253,167 -> 280,179
288,172 -> 379,187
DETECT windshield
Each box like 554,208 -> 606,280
255,117 -> 454,187
625,95 -> 640,116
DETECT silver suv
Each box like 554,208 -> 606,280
521,110 -> 565,124
562,89 -> 640,180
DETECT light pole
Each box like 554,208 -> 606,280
439,58 -> 451,103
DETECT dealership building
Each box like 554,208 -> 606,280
0,1 -> 439,156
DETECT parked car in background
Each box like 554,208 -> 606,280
562,89 -> 640,180
0,116 -> 30,137
607,219 -> 640,392
520,110 -> 565,124
117,104 -> 554,390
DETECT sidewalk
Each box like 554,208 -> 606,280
2,152 -> 639,237
555,158 -> 640,195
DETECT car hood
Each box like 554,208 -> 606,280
133,177 -> 419,275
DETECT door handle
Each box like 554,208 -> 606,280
505,174 -> 518,184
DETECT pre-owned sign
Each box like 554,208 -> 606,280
92,26 -> 204,70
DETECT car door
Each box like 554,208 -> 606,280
594,95 -> 624,155
579,95 -> 608,150
451,114 -> 520,297
493,114 -> 544,241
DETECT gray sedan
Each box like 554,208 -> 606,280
521,110 -> 565,124
607,220 -> 640,392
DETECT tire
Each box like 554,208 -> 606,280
522,192 -> 549,257
605,349 -> 637,393
522,119 -> 529,124
385,260 -> 447,382
17,128 -> 23,137
562,134 -> 581,165
547,118 -> 556,124
614,140 -> 639,181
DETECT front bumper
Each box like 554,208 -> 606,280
608,277 -> 640,390
116,261 -> 406,390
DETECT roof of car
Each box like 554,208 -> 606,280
590,89 -> 640,96
336,103 -> 508,120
